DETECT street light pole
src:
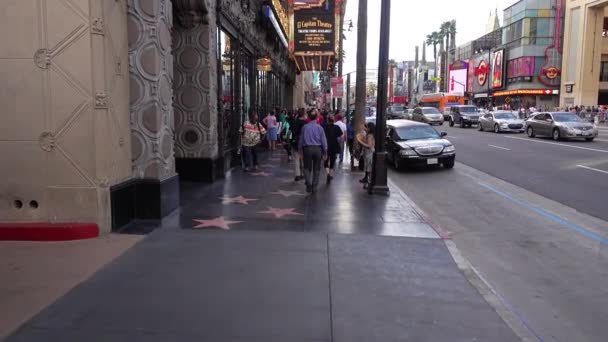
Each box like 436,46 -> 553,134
369,0 -> 390,196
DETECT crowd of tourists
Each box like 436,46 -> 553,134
240,108 -> 376,194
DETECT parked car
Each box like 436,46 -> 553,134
523,112 -> 542,130
447,105 -> 480,128
526,112 -> 598,141
478,111 -> 525,133
412,107 -> 444,125
387,105 -> 408,119
406,109 -> 414,120
386,120 -> 455,170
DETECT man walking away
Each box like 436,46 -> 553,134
292,109 -> 307,181
334,113 -> 347,163
299,110 -> 328,193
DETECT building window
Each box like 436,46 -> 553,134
600,62 -> 608,82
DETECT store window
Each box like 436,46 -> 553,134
219,30 -> 235,117
600,62 -> 608,82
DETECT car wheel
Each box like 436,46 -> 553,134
494,124 -> 500,133
585,137 -> 594,142
478,123 -> 484,131
460,119 -> 465,128
552,128 -> 561,141
443,159 -> 455,169
449,119 -> 454,127
527,126 -> 535,138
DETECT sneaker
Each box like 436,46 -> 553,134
306,185 -> 312,193
359,177 -> 368,184
326,175 -> 331,184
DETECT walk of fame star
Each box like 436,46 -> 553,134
271,190 -> 305,198
219,196 -> 258,205
258,207 -> 304,218
192,217 -> 242,230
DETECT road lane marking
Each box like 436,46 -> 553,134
488,144 -> 511,151
576,164 -> 608,175
478,182 -> 608,245
504,136 -> 608,153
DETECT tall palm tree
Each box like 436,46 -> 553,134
439,22 -> 451,92
354,0 -> 367,146
426,31 -> 440,80
449,20 -> 457,63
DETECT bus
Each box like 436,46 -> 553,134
418,93 -> 465,112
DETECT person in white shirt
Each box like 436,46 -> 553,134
334,112 -> 347,163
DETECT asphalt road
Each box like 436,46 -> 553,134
389,124 -> 608,342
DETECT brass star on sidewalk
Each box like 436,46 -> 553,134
192,217 -> 242,230
258,207 -> 304,219
220,196 -> 258,205
271,190 -> 305,198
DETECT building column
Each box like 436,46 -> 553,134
172,0 -> 222,182
113,0 -> 179,230
578,6 -> 605,106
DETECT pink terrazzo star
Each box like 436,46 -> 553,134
271,190 -> 305,198
219,196 -> 258,205
258,207 -> 304,219
192,217 -> 242,230
250,171 -> 272,177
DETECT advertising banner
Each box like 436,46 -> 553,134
507,56 -> 535,78
331,77 -> 343,97
448,61 -> 468,94
491,49 -> 505,89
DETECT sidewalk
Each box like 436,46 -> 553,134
7,149 -> 518,341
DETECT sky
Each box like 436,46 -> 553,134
342,0 -> 515,74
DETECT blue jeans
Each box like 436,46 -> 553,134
242,145 -> 258,169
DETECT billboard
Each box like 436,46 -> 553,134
448,61 -> 469,94
331,77 -> 343,97
491,49 -> 505,89
507,56 -> 535,78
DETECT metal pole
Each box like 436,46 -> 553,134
346,73 -> 351,114
369,0 -> 390,196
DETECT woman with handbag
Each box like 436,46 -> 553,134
240,112 -> 266,172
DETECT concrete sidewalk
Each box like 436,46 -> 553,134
7,150 -> 518,341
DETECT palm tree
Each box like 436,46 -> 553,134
354,0 -> 367,146
439,22 -> 451,92
449,20 -> 457,63
426,31 -> 441,81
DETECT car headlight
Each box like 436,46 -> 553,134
400,148 -> 417,156
443,145 -> 455,153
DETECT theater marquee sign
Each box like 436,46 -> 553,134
293,10 -> 335,52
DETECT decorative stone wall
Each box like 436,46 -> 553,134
127,0 -> 176,179
173,0 -> 218,159
0,0 -> 132,232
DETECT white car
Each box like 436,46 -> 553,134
478,111 -> 526,133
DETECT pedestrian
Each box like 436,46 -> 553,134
357,122 -> 375,188
263,110 -> 278,151
292,109 -> 307,181
334,113 -> 347,163
346,117 -> 355,167
299,109 -> 328,193
324,115 -> 342,184
240,112 -> 266,172
280,113 -> 293,161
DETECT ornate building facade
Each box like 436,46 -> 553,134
1,0 -> 296,234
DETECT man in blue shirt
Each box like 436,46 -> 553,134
299,109 -> 328,193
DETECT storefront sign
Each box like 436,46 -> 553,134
493,89 -> 559,97
474,93 -> 489,99
507,56 -> 535,79
491,49 -> 505,89
264,6 -> 288,48
331,77 -> 343,97
474,60 -> 488,86
543,66 -> 560,80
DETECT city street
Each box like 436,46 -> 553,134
390,123 -> 608,342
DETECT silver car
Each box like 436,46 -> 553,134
413,107 -> 444,126
478,111 -> 525,133
526,112 -> 599,141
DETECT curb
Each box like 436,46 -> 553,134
387,177 -> 538,341
0,223 -> 99,241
